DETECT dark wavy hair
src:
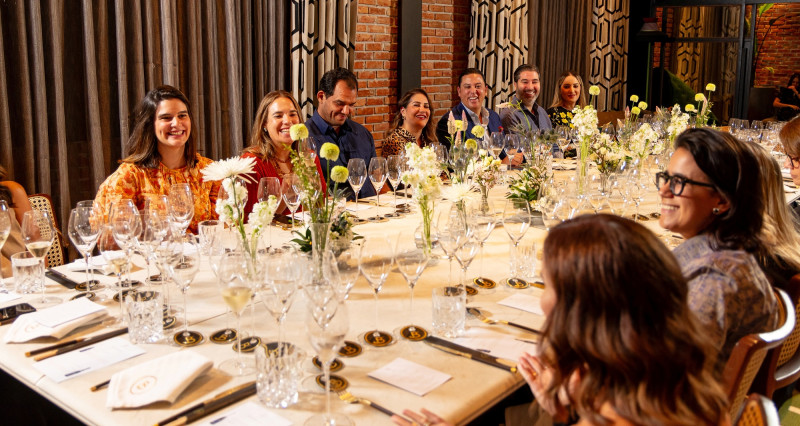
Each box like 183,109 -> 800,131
389,88 -> 437,145
123,85 -> 197,168
787,72 -> 800,88
674,128 -> 764,252
541,214 -> 728,425
318,67 -> 358,97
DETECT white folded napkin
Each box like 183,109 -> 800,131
3,300 -> 108,343
106,351 -> 213,408
67,255 -> 114,275
368,357 -> 451,396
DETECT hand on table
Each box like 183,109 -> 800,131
392,408 -> 452,426
518,352 -> 571,422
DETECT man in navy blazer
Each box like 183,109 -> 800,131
435,68 -> 502,151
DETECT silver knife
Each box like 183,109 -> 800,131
424,335 -> 517,373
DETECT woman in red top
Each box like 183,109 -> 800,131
242,90 -> 326,218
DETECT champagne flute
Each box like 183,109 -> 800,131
281,175 -> 301,229
168,183 -> 194,235
21,210 -> 60,306
347,158 -> 366,223
502,199 -> 531,285
0,201 -> 10,285
305,300 -> 351,426
168,235 -> 203,346
394,233 -> 429,340
359,236 -> 394,347
217,251 -> 255,375
385,155 -> 403,218
368,156 -> 387,222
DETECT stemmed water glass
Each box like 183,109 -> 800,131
472,199 -> 496,287
110,199 -> 142,288
68,206 -> 102,292
347,158 -> 366,222
385,155 -> 403,218
281,174 -> 301,228
394,233 -> 429,340
168,183 -> 194,235
0,201 -> 10,284
258,177 -> 281,247
502,199 -> 531,285
435,204 -> 473,286
217,251 -> 255,375
168,235 -> 202,346
359,236 -> 394,347
21,210 -> 60,306
305,298 -> 351,426
454,236 -> 479,289
260,249 -> 300,351
368,157 -> 387,222
97,225 -> 128,324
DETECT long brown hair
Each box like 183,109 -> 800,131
389,88 -> 437,145
123,85 -> 197,168
548,71 -> 587,110
541,214 -> 728,425
780,115 -> 800,157
244,90 -> 304,159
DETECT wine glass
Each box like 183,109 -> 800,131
168,183 -> 194,235
385,155 -> 403,218
257,177 -> 281,247
260,249 -> 300,351
139,209 -> 169,286
435,203 -> 473,286
368,157 -> 387,222
489,132 -> 505,160
505,134 -> 520,168
606,174 -> 630,217
472,199 -> 496,287
359,236 -> 394,347
502,199 -> 531,285
347,158 -> 367,222
110,199 -> 142,288
68,207 -> 102,292
217,251 -> 255,376
454,237 -> 479,288
97,225 -> 128,324
322,243 -> 360,301
21,210 -> 60,306
208,228 -> 241,342
0,201 -> 10,285
168,236 -> 203,346
555,126 -> 571,159
281,174 -> 301,229
305,300 -> 351,426
394,233 -> 429,340
197,219 -> 221,259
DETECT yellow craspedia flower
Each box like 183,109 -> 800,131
471,125 -> 485,138
589,85 -> 600,96
685,104 -> 696,112
319,142 -> 340,161
631,106 -> 641,116
695,93 -> 705,102
465,138 -> 478,150
705,83 -> 716,92
289,123 -> 308,141
330,165 -> 349,183
453,120 -> 464,132
630,94 -> 639,103
638,102 -> 647,110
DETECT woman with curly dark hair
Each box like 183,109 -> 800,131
382,88 -> 437,157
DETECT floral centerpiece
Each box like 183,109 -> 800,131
506,133 -> 552,209
626,122 -> 662,166
588,133 -> 625,178
665,104 -> 690,149
291,211 -> 362,254
571,85 -> 601,190
201,157 -> 279,264
471,149 -> 502,212
401,142 -> 442,254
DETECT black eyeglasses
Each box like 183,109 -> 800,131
654,171 -> 715,196
789,156 -> 800,170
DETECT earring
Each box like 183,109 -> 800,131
401,115 -> 406,121
712,207 -> 720,215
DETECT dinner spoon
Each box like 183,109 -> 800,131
467,307 -> 541,335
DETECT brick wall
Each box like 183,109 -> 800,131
652,8 -> 674,68
754,4 -> 800,88
353,0 -> 472,152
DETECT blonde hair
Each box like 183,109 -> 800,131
244,91 -> 304,159
548,71 -> 588,110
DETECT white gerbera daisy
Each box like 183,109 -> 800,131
441,182 -> 477,203
201,157 -> 257,183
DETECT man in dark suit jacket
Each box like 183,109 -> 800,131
435,68 -> 502,151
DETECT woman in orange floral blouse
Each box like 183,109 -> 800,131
241,90 -> 326,217
93,85 -> 218,234
382,88 -> 437,157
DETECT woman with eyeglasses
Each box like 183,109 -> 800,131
780,116 -> 800,188
656,128 -> 778,374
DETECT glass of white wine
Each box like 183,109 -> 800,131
21,209 -> 60,306
217,251 -> 255,376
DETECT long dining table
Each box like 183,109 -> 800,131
0,160 -> 797,426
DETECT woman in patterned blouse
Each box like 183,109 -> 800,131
241,90 -> 326,217
382,88 -> 437,156
546,71 -> 588,128
93,85 -> 218,234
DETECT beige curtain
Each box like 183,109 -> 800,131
468,0 -> 528,109
527,0 -> 592,110
0,0 -> 288,235
589,0 -> 630,111
291,0 -> 357,118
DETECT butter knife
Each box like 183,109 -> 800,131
45,269 -> 77,289
424,336 -> 517,373
155,381 -> 256,426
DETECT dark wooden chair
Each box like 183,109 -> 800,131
733,394 -> 780,426
27,193 -> 66,267
723,289 -> 794,420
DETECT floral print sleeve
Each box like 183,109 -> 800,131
93,154 -> 219,234
547,106 -> 575,129
382,128 -> 415,157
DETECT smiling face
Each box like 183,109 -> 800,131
265,97 -> 300,149
514,70 -> 540,104
154,99 -> 191,154
401,93 -> 431,130
559,75 -> 581,107
317,81 -> 357,129
658,148 -> 728,238
457,73 -> 486,115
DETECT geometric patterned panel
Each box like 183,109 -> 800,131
674,7 -> 704,90
589,0 -> 629,111
468,0 -> 528,109
290,0 -> 357,118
